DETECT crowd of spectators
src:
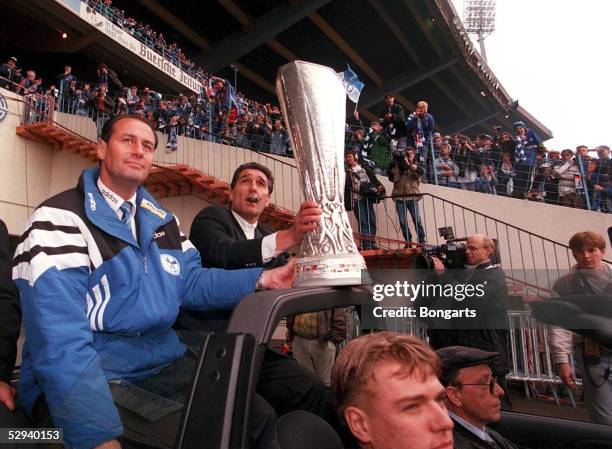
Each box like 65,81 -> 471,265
87,0 -> 207,81
1,48 -> 609,215
347,94 -> 611,214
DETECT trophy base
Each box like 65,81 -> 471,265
294,254 -> 369,287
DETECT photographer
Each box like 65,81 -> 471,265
388,147 -> 426,244
454,136 -> 483,191
417,234 -> 511,407
344,149 -> 385,250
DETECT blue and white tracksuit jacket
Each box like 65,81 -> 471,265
13,167 -> 262,449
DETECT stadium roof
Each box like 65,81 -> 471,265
13,0 -> 552,140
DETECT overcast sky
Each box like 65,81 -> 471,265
450,0 -> 611,150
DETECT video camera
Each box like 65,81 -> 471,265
415,227 -> 467,270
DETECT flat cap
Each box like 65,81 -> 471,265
436,346 -> 499,372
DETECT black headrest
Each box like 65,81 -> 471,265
273,410 -> 343,449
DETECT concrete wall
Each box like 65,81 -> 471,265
0,88 -> 96,234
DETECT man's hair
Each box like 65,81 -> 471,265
439,366 -> 461,388
331,332 -> 440,420
480,235 -> 495,249
569,231 -> 606,252
230,162 -> 274,194
417,100 -> 429,109
100,114 -> 158,149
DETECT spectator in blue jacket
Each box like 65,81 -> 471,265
13,115 -> 294,449
512,121 -> 543,199
406,101 -> 435,181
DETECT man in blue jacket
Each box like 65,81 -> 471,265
405,101 -> 435,181
512,121 -> 543,199
13,114 -> 294,449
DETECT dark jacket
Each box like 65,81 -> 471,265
286,309 -> 347,345
380,102 -> 405,124
419,261 -> 510,375
452,418 -> 518,449
189,205 -> 287,270
344,164 -> 385,211
0,219 -> 20,383
178,205 -> 287,332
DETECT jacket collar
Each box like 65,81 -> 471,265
78,167 -> 173,246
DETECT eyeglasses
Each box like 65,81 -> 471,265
457,377 -> 497,394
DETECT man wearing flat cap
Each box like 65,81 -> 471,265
438,346 -> 518,449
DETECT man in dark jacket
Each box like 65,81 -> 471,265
185,162 -> 336,421
0,57 -> 21,90
0,220 -> 35,449
344,150 -> 385,250
417,234 -> 511,405
438,346 -> 519,449
0,219 -> 23,427
380,94 -> 407,150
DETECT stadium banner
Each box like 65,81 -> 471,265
54,0 -> 201,93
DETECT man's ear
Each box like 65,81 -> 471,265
343,406 -> 372,446
97,139 -> 107,161
445,386 -> 462,409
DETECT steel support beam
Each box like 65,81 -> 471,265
308,12 -> 383,87
196,0 -> 333,73
446,108 -> 503,134
402,0 -> 444,58
135,0 -> 211,53
359,59 -> 458,109
234,63 -> 275,93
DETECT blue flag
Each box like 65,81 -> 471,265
226,82 -> 240,112
337,64 -> 365,104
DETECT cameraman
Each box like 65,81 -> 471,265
418,234 -> 511,407
344,149 -> 385,250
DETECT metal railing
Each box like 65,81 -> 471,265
348,190 -> 612,295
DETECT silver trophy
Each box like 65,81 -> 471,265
276,61 -> 367,287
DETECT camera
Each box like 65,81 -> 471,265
359,182 -> 384,202
415,227 -> 467,270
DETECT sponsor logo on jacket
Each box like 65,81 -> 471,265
160,254 -> 180,276
140,199 -> 167,219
